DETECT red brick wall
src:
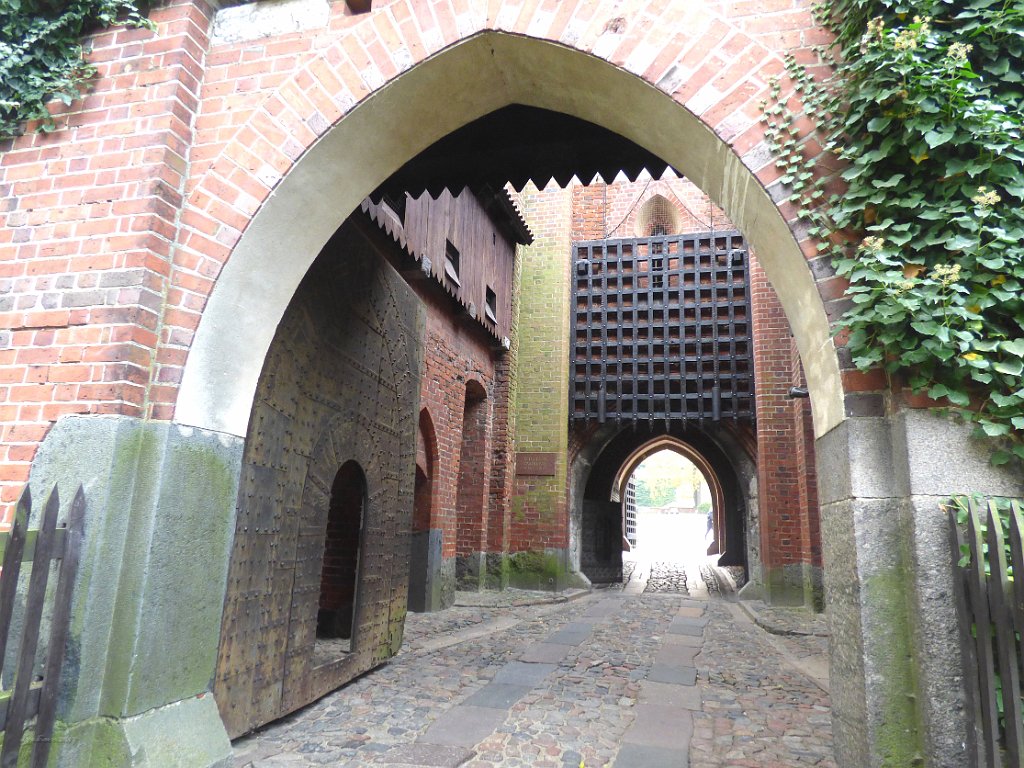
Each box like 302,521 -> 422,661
487,353 -> 513,553
750,254 -> 820,572
0,0 -> 217,516
456,382 -> 490,557
0,0 -> 854,529
508,183 -> 574,554
414,287 -> 504,560
570,174 -> 734,241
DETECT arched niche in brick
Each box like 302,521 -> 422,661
175,31 -> 843,441
455,380 -> 490,590
634,194 -> 684,238
408,408 -> 440,612
414,408 -> 437,535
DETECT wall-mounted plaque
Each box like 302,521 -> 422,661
515,452 -> 558,476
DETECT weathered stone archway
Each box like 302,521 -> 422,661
7,2 -> 1021,766
172,29 -> 843,440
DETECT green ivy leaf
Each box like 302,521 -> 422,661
924,127 -> 956,148
994,359 -> 1024,376
874,173 -> 906,189
981,421 -> 1011,437
1000,339 -> 1024,357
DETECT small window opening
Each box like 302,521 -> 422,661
635,194 -> 683,238
485,286 -> 497,324
444,240 -> 460,285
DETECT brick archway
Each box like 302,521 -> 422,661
10,3 -> 1003,764
612,435 -> 729,556
170,24 -> 843,440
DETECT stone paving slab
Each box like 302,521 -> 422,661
462,683 -> 531,709
419,705 -> 509,747
251,754 -> 308,767
639,680 -> 701,710
662,632 -> 702,648
378,744 -> 474,766
491,661 -> 556,686
544,623 -> 592,645
667,620 -> 705,636
623,703 -> 694,749
647,661 -> 697,686
580,598 -> 622,618
614,742 -> 689,768
519,642 -> 574,663
655,642 -> 700,667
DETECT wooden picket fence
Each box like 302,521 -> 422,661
947,497 -> 1024,768
0,485 -> 85,768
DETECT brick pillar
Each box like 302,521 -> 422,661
506,183 -> 585,590
750,252 -> 821,605
0,0 -> 217,521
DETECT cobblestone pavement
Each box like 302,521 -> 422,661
643,561 -> 690,594
234,564 -> 835,768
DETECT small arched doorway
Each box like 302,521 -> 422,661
409,408 -> 442,612
316,460 -> 366,649
575,425 -> 750,585
456,380 -> 490,590
621,449 -> 714,555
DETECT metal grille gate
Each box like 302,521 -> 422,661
571,231 -> 754,425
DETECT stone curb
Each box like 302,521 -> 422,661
452,587 -> 592,608
737,599 -> 830,638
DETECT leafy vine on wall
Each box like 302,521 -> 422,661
0,0 -> 153,139
763,0 -> 1024,464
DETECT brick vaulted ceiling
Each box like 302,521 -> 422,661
370,104 -> 674,201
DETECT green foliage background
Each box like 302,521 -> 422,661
634,477 -> 679,508
764,0 -> 1024,463
0,0 -> 152,139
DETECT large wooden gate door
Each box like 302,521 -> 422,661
213,226 -> 419,737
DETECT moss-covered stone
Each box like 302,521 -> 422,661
862,568 -> 925,767
506,549 -> 588,591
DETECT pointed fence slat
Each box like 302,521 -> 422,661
0,489 -> 31,671
950,497 -> 1024,768
0,484 -> 85,767
31,485 -> 85,768
1,487 -> 60,768
948,506 -> 985,767
1009,502 -> 1024,639
985,503 -> 1023,765
967,499 -> 1001,768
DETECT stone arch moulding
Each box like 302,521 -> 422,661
173,30 -> 843,440
612,435 -> 722,507
613,435 -> 729,556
